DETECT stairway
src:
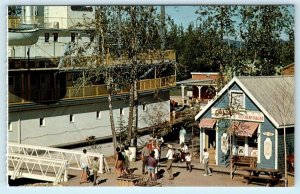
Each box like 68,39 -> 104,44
208,148 -> 216,165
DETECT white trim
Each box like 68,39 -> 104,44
257,124 -> 261,163
194,77 -> 281,128
216,125 -> 218,165
245,137 -> 249,156
275,129 -> 278,169
9,122 -> 13,132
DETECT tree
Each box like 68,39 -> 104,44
63,6 -> 165,151
239,5 -> 294,75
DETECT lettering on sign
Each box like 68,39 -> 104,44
211,107 -> 264,122
264,138 -> 272,160
263,131 -> 274,137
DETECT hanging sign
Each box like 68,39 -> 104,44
263,131 -> 274,136
211,107 -> 264,122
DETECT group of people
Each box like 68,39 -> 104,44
79,149 -> 100,186
114,146 -> 132,177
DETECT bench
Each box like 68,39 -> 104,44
231,156 -> 257,170
242,174 -> 280,186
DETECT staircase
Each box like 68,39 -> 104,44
208,148 -> 216,165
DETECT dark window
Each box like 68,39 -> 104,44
41,75 -> 45,83
71,33 -> 76,42
40,118 -> 45,126
53,33 -> 58,42
45,33 -> 49,42
9,76 -> 14,86
70,114 -> 75,122
96,111 -> 101,119
71,6 -> 93,12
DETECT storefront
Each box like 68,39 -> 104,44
195,76 -> 294,171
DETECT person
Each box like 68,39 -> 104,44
179,143 -> 189,162
203,148 -> 212,176
80,148 -> 89,184
92,157 -> 99,186
115,147 -> 125,177
166,144 -> 174,180
124,146 -> 132,175
141,142 -> 150,175
153,145 -> 160,175
147,151 -> 157,181
179,127 -> 186,145
185,152 -> 192,172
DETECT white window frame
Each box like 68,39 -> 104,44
70,114 -> 75,123
8,122 -> 12,132
40,118 -> 45,127
120,108 -> 124,116
96,111 -> 101,119
229,90 -> 245,109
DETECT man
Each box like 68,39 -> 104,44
141,142 -> 150,175
166,144 -> 174,180
179,143 -> 189,162
179,127 -> 186,145
80,149 -> 89,184
203,148 -> 212,176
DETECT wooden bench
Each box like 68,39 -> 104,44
231,156 -> 257,170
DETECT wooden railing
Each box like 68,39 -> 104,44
9,75 -> 176,104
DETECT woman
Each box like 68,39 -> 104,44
147,151 -> 157,181
114,147 -> 125,177
80,149 -> 89,184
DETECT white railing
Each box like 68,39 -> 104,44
8,153 -> 67,184
8,143 -> 110,174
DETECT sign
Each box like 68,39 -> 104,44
264,138 -> 272,160
211,107 -> 264,122
221,133 -> 229,154
263,131 -> 274,137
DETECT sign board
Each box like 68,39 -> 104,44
211,107 -> 264,122
263,131 -> 274,137
264,138 -> 272,160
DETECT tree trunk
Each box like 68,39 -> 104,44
107,87 -> 117,153
127,85 -> 134,145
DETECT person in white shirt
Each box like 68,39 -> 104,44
80,149 -> 90,183
166,144 -> 174,180
185,152 -> 192,172
179,127 -> 186,145
179,143 -> 189,162
153,145 -> 160,175
203,148 -> 212,176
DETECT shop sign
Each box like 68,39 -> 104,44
211,107 -> 264,122
263,131 -> 274,137
264,138 -> 272,160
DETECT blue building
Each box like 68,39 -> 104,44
195,76 -> 294,171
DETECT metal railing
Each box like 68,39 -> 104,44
9,75 -> 176,104
8,143 -> 110,176
8,153 -> 67,184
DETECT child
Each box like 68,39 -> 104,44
92,157 -> 99,186
185,152 -> 192,172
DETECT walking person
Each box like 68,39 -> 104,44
92,157 -> 99,186
141,143 -> 150,175
124,146 -> 132,175
114,147 -> 125,177
147,151 -> 157,181
179,127 -> 186,145
185,152 -> 192,172
80,148 -> 90,184
166,144 -> 174,180
153,145 -> 160,176
203,148 -> 212,176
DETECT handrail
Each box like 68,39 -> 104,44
8,143 -> 110,174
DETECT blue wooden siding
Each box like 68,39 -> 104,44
199,82 -> 278,168
278,128 -> 294,171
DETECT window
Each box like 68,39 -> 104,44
143,103 -> 147,111
9,76 -> 14,86
53,33 -> 58,42
230,91 -> 245,110
120,108 -> 124,116
71,33 -> 76,42
71,6 -> 93,12
8,122 -> 12,132
96,111 -> 101,119
45,33 -> 49,42
40,118 -> 45,127
70,114 -> 75,123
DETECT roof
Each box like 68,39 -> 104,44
281,63 -> 294,71
195,76 -> 294,128
176,78 -> 216,86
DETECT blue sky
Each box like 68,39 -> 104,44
165,6 -> 199,29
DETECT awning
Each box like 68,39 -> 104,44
199,118 -> 216,129
229,121 -> 259,137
